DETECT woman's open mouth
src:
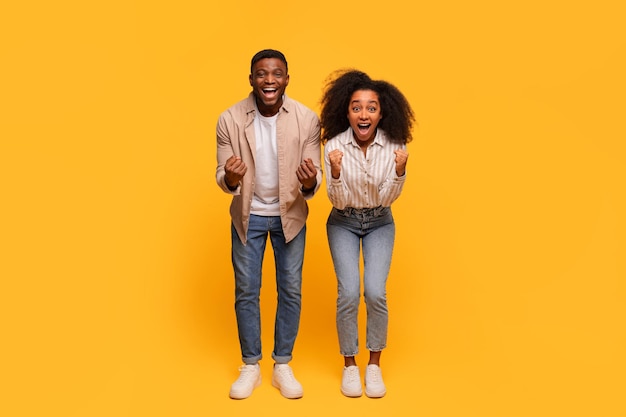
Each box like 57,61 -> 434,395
357,123 -> 371,134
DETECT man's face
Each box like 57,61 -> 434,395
249,58 -> 289,117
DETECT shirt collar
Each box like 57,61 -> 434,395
341,127 -> 385,148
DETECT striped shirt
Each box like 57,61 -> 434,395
324,128 -> 406,210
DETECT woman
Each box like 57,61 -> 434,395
320,69 -> 415,398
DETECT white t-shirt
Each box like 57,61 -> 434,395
251,111 -> 280,215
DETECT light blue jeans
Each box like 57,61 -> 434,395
231,215 -> 305,365
326,206 -> 395,356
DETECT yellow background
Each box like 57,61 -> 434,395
1,1 -> 625,416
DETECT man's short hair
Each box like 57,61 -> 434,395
251,49 -> 288,73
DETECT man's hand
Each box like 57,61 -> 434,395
296,158 -> 317,191
224,155 -> 247,189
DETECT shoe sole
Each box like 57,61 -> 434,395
341,388 -> 363,398
229,375 -> 261,399
365,388 -> 386,398
271,378 -> 303,399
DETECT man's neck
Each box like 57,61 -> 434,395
255,98 -> 282,117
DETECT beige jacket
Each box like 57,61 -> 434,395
216,93 -> 322,244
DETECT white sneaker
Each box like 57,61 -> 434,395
341,366 -> 363,397
365,364 -> 386,398
229,364 -> 261,399
272,364 -> 303,399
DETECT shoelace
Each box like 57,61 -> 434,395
345,367 -> 360,383
235,366 -> 257,385
276,366 -> 295,381
367,367 -> 381,383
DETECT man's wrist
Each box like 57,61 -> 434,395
225,179 -> 239,191
301,182 -> 316,193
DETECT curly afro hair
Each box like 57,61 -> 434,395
320,69 -> 415,144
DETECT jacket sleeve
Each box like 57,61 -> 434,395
300,113 -> 322,200
215,111 -> 241,195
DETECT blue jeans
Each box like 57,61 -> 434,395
232,215 -> 305,365
326,206 -> 395,356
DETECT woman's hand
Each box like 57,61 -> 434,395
328,149 -> 344,179
394,149 -> 408,177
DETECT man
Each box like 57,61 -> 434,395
215,49 -> 321,399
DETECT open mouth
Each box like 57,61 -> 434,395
357,123 -> 371,133
262,88 -> 278,98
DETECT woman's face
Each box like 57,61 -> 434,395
347,89 -> 382,144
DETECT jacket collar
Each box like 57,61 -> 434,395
245,92 -> 292,116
